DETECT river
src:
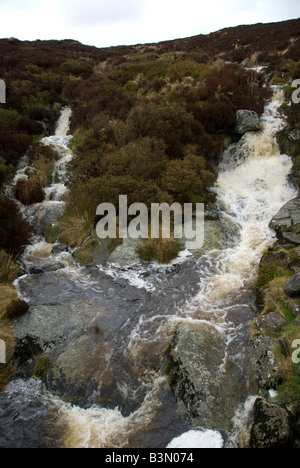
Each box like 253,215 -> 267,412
0,87 -> 297,448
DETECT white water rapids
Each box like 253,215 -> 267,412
1,88 -> 298,448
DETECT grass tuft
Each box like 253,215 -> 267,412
136,237 -> 183,264
15,179 -> 44,205
59,193 -> 96,248
0,250 -> 21,285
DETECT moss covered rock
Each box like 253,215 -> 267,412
73,234 -> 111,265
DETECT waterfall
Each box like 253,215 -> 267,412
0,90 -> 297,448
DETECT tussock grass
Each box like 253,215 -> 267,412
59,193 -> 96,248
136,237 -> 184,264
256,258 -> 293,309
33,157 -> 55,187
0,285 -> 19,318
4,299 -> 30,320
0,285 -> 18,391
0,250 -> 21,285
34,355 -> 51,379
15,179 -> 44,205
0,323 -> 15,391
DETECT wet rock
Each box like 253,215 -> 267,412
287,248 -> 300,271
167,323 -> 245,431
73,234 -> 111,265
46,332 -> 112,406
269,198 -> 300,242
282,230 -> 300,245
287,301 -> 300,318
284,274 -> 300,298
51,243 -> 69,255
29,262 -> 64,274
287,129 -> 300,142
24,202 -> 65,235
250,399 -> 294,448
108,237 -> 140,266
235,110 -> 261,134
246,335 -> 283,391
256,312 -> 287,334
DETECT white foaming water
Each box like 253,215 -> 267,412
167,430 -> 224,449
190,90 -> 297,317
53,375 -> 167,449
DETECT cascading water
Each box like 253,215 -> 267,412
0,88 -> 297,449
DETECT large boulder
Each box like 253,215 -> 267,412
269,198 -> 300,244
256,312 -> 287,334
167,322 -> 246,431
235,110 -> 261,134
250,399 -> 294,448
284,274 -> 300,298
73,234 -> 111,265
245,335 -> 283,391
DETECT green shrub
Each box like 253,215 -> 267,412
44,224 -> 62,244
0,157 -> 14,189
59,59 -> 94,78
0,109 -> 21,132
0,196 -> 33,255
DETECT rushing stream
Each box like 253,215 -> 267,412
0,88 -> 298,448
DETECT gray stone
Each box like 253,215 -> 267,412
168,323 -> 246,431
287,301 -> 300,318
288,129 -> 300,142
246,335 -> 282,390
269,197 -> 300,233
256,312 -> 287,334
282,231 -> 300,245
235,110 -> 261,134
73,234 -> 111,265
29,262 -> 64,274
23,202 -> 65,235
250,399 -> 294,448
284,274 -> 300,298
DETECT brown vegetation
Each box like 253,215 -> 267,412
0,196 -> 33,255
15,179 -> 44,205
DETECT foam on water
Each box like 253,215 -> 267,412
167,430 -> 224,449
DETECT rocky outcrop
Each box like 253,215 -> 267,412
256,312 -> 287,334
269,197 -> 300,244
73,234 -> 111,265
167,322 -> 246,431
235,110 -> 261,134
245,335 -> 283,391
250,399 -> 295,448
284,274 -> 300,298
